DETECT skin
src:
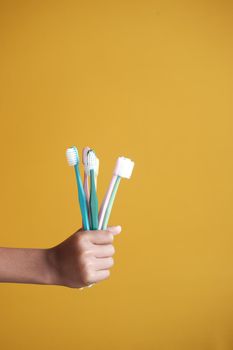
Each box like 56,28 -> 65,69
0,225 -> 121,289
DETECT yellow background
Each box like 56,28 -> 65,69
0,0 -> 233,349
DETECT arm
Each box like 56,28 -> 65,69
0,225 -> 121,288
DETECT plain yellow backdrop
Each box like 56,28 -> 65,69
0,0 -> 233,349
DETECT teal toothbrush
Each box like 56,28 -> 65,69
87,150 -> 99,230
66,146 -> 90,230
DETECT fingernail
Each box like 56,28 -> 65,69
107,225 -> 122,234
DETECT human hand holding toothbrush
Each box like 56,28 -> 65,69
0,226 -> 121,288
48,225 -> 121,288
64,146 -> 134,287
0,146 -> 133,289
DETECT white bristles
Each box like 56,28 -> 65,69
114,157 -> 134,178
66,146 -> 79,166
84,150 -> 99,175
87,150 -> 98,172
84,152 -> 99,176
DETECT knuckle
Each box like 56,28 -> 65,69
76,234 -> 87,248
81,270 -> 94,286
86,232 -> 94,240
79,250 -> 94,271
79,250 -> 87,263
79,251 -> 93,266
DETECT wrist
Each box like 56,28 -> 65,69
44,247 -> 61,286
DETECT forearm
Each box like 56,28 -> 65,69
0,247 -> 54,285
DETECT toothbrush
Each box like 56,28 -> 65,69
102,157 -> 134,229
102,177 -> 121,230
99,157 -> 135,230
66,146 -> 90,231
82,146 -> 91,204
87,150 -> 99,230
83,148 -> 99,200
98,175 -> 118,230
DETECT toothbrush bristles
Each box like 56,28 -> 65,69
66,146 -> 79,166
87,150 -> 97,170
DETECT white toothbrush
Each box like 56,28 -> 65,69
99,157 -> 134,230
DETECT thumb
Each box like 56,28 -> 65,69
107,225 -> 122,235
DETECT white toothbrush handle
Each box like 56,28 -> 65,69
98,175 -> 117,230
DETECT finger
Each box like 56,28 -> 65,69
87,231 -> 114,245
107,226 -> 122,235
93,244 -> 115,258
92,270 -> 110,283
94,257 -> 114,271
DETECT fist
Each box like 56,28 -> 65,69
48,226 -> 122,288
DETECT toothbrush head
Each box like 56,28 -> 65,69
87,150 -> 98,175
114,157 -> 135,179
66,146 -> 79,166
82,146 -> 91,166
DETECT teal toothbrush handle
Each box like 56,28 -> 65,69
102,176 -> 121,230
90,169 -> 98,230
74,165 -> 90,230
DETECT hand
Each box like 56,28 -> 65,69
47,226 -> 122,288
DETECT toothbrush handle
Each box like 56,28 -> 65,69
84,174 -> 90,203
75,166 -> 90,231
98,175 -> 117,230
102,176 -> 121,230
83,173 -> 90,228
94,175 -> 97,190
90,169 -> 98,230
